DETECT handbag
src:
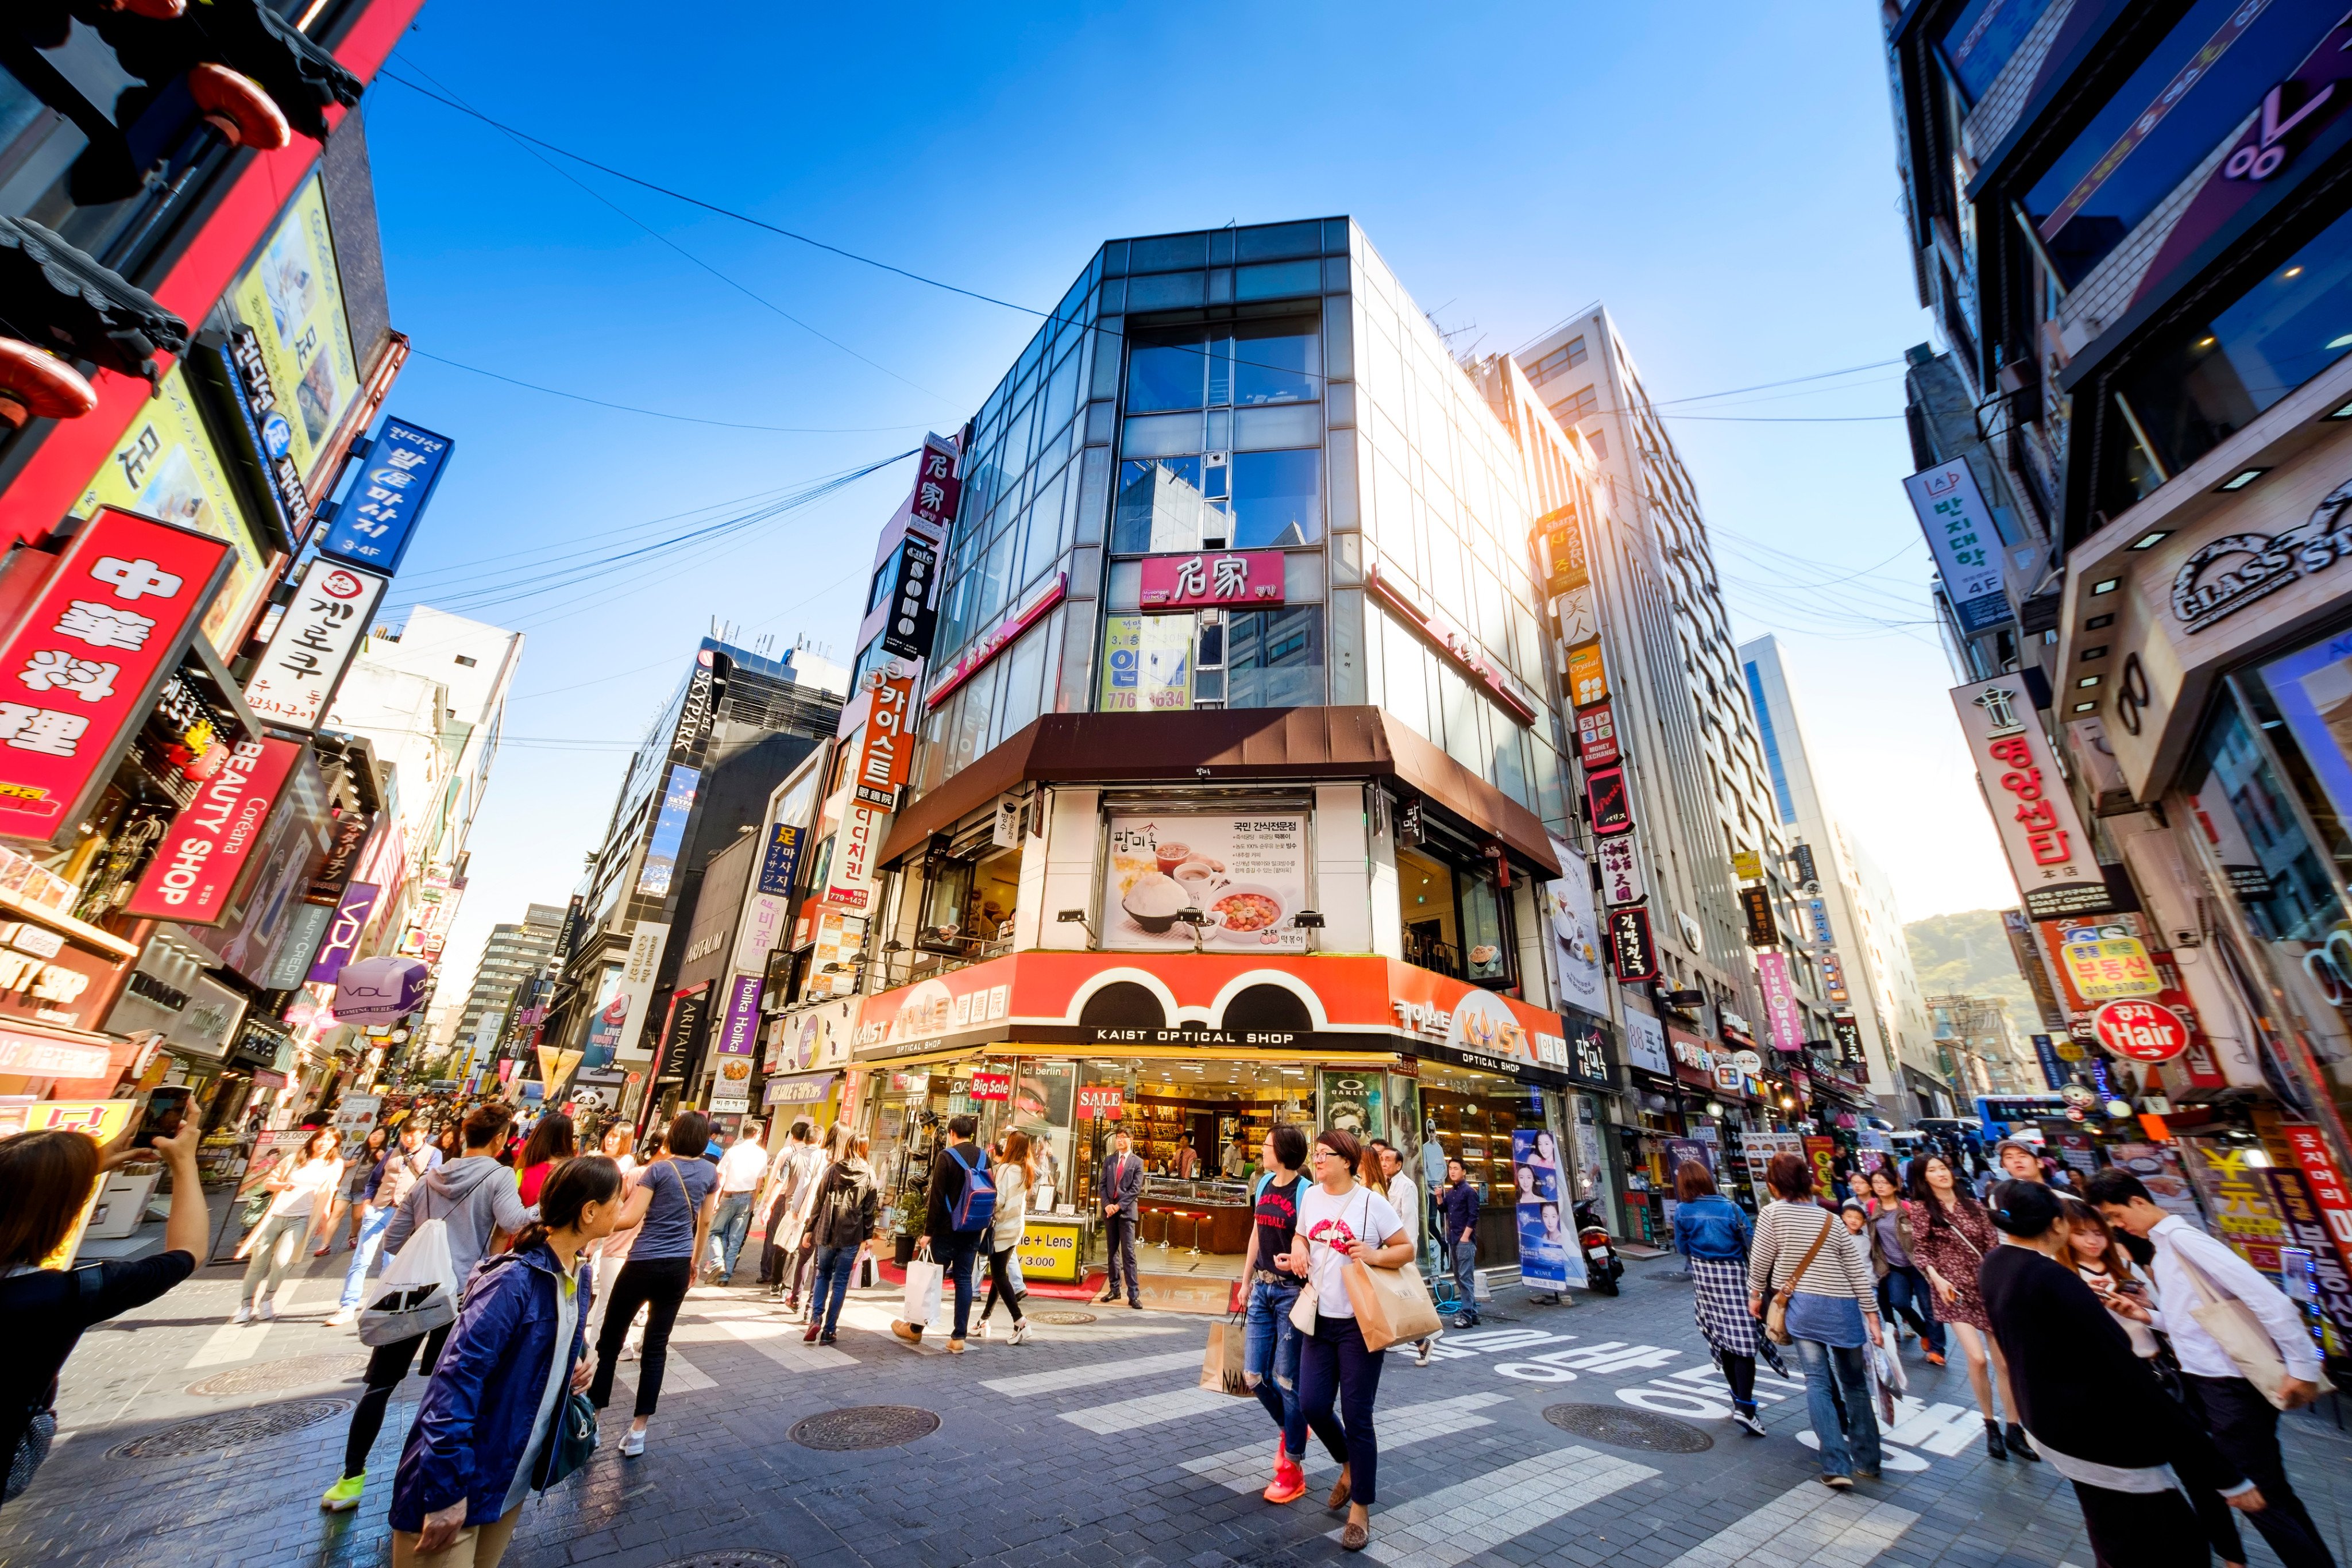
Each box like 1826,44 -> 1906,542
539,1392 -> 598,1489
1763,1211 -> 1836,1347
2175,1246 -> 2336,1411
1200,1314 -> 1251,1396
1347,1253 -> 1442,1353
900,1245 -> 944,1330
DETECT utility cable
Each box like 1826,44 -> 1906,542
410,349 -> 930,434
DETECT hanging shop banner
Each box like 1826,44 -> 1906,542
635,764 -> 701,898
1905,461 -> 2009,633
853,666 -> 918,811
2280,1126 -> 2352,1302
2261,1165 -> 2352,1341
758,820 -> 806,897
1756,951 -> 1804,1052
122,737 -> 302,923
877,533 -> 941,661
1542,838 -> 1605,1013
810,911 -> 866,997
1805,1135 -> 1840,1199
1555,585 -> 1596,646
241,558 -> 386,731
1596,834 -> 1643,905
1732,849 -> 1763,882
2092,997 -> 2190,1061
305,880 -> 380,984
1102,812 -> 1307,953
909,436 -> 962,535
319,418 -> 454,575
1541,504 -> 1589,598
332,954 -> 428,1026
1099,613 -> 1194,712
1584,766 -> 1632,837
2032,1032 -> 2071,1090
202,326 -> 311,538
1623,1008 -> 1671,1077
1830,1014 -> 1865,1069
733,892 -> 789,977
928,572 -> 1065,709
655,986 -> 709,1073
1575,701 -> 1619,770
670,649 -> 723,765
0,508 -> 233,844
1820,950 -> 1849,1004
2181,1140 -> 2291,1275
230,175 -> 361,486
1950,677 -> 2114,919
1567,642 -> 1608,708
609,921 -> 670,1064
1139,549 -> 1285,609
1607,906 -> 1659,983
75,368 -> 272,656
714,972 -> 764,1055
1512,1125 -> 1583,1290
2061,924 -> 2163,1001
1740,885 -> 1777,948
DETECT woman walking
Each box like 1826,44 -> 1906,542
800,1134 -> 880,1346
514,1113 -> 575,1207
1243,1125 -> 1311,1503
1670,1160 -> 1764,1436
1279,1128 -> 1414,1552
977,1130 -> 1036,1343
322,1126 -> 389,1256
586,1110 -> 717,1459
1864,1166 -> 1944,1365
1909,1152 -> 2030,1461
585,1126 -> 639,1354
233,1127 -> 342,1324
388,1156 -> 620,1567
1747,1152 -> 1884,1488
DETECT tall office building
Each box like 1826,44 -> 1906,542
453,903 -> 566,1064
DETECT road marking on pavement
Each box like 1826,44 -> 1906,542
980,1347 -> 1203,1396
1883,1397 -> 1988,1456
1059,1385 -> 1238,1432
186,1320 -> 269,1368
717,1319 -> 856,1371
1182,1394 -> 1514,1492
1493,1341 -> 1684,1381
1614,1362 -> 1803,1419
609,1351 -> 716,1393
1660,1478 -> 1917,1565
1334,1446 -> 1657,1566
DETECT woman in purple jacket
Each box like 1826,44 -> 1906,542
388,1156 -> 621,1566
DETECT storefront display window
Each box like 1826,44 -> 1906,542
1397,846 -> 1517,987
1418,1059 -> 1555,1266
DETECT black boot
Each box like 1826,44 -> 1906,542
1984,1419 -> 2007,1461
2004,1422 -> 2038,1461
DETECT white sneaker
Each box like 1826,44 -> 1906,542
324,1308 -> 355,1327
621,1339 -> 641,1362
231,1305 -> 253,1326
1415,1338 -> 1433,1368
255,1301 -> 275,1322
619,1428 -> 646,1458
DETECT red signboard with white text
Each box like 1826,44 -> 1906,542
853,668 -> 918,810
1138,550 -> 1285,609
123,736 -> 303,924
0,507 -> 233,843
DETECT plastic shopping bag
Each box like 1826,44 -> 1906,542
358,1214 -> 459,1347
900,1253 -> 943,1332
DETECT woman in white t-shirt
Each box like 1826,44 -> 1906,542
233,1128 -> 342,1323
1279,1128 -> 1413,1554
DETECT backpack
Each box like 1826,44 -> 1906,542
818,1164 -> 872,1247
947,1145 -> 997,1233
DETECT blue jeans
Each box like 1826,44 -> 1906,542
1878,1265 -> 1945,1354
936,1230 -> 981,1338
1245,1277 -> 1306,1458
713,1192 -> 756,1280
810,1242 -> 859,1335
339,1204 -> 393,1311
1794,1336 -> 1882,1477
1299,1314 -> 1385,1505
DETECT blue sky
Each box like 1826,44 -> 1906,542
357,1 -> 2018,995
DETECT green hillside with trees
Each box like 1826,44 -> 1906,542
1905,908 -> 2043,1044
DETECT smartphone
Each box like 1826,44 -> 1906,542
133,1087 -> 192,1150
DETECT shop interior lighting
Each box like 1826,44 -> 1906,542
2073,701 -> 2098,713
2130,530 -> 2172,549
2077,675 -> 2100,688
2215,469 -> 2269,492
2092,578 -> 2120,594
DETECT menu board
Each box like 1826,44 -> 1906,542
1102,812 -> 1307,952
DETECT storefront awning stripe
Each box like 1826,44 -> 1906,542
859,1042 -> 1413,1072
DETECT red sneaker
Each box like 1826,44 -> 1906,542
1262,1449 -> 1306,1505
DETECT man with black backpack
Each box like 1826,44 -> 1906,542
893,1114 -> 995,1354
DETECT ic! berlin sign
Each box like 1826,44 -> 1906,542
2092,998 -> 2191,1063
1139,550 -> 1284,609
125,737 -> 302,924
0,508 -> 231,844
2172,475 -> 2352,632
242,558 -> 385,731
1949,677 -> 2114,920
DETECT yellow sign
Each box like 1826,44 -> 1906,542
231,174 -> 360,484
75,365 -> 273,655
1099,613 -> 1192,712
1567,643 -> 1608,708
1017,1219 -> 1086,1283
2061,933 -> 2162,1001
9,1101 -> 140,1269
1732,851 -> 1763,882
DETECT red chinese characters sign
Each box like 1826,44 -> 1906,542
853,668 -> 917,811
909,437 -> 961,535
1949,677 -> 2114,920
1138,550 -> 1284,609
1575,701 -> 1619,769
0,508 -> 231,842
123,737 -> 302,924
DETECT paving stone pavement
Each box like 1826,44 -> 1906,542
6,1248 -> 2351,1567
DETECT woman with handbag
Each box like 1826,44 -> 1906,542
976,1130 -> 1036,1342
1279,1128 -> 1416,1553
1668,1160 -> 1764,1436
1746,1152 -> 1884,1489
389,1155 -> 620,1568
1863,1166 -> 1945,1366
1908,1152 -> 2030,1462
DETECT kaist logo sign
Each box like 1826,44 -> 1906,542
126,737 -> 301,924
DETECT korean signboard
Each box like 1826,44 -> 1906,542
1584,766 -> 1632,836
2059,922 -> 2162,1001
2092,998 -> 2191,1062
1596,834 -> 1643,905
853,666 -> 918,811
1567,642 -> 1608,708
1819,949 -> 1849,1004
1607,906 -> 1659,983
0,508 -> 233,844
758,820 -> 806,897
1904,460 -> 2009,634
1756,950 -> 1804,1052
732,892 -> 787,976
1950,677 -> 2114,920
1574,701 -> 1619,769
212,325 -> 312,535
909,436 -> 961,536
1099,613 -> 1194,711
1138,550 -> 1284,609
1539,503 -> 1588,597
1740,885 -> 1777,948
1542,839 -> 1604,1013
609,921 -> 669,1064
1829,1013 -> 1865,1069
876,534 -> 941,661
319,419 -> 454,574
1102,813 -> 1307,953
241,557 -> 385,731
230,175 -> 361,486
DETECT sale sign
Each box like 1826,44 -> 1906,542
2092,998 -> 2190,1062
969,1067 -> 1012,1102
1077,1085 -> 1124,1118
123,736 -> 302,924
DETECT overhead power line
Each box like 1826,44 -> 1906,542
411,350 -> 929,434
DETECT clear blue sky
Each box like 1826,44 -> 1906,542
360,1 -> 2019,996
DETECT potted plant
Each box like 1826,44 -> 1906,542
890,1186 -> 925,1268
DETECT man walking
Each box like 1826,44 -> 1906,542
894,1114 -> 994,1353
1440,1156 -> 1481,1328
710,1121 -> 767,1284
757,1119 -> 814,1294
324,1119 -> 438,1327
1377,1141 -> 1436,1364
2093,1170 -> 2338,1568
1098,1127 -> 1144,1310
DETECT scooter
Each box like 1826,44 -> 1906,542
1574,1199 -> 1623,1296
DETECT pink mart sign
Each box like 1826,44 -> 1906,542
1756,949 -> 1805,1052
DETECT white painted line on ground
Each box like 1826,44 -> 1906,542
718,1319 -> 856,1372
1182,1393 -> 1513,1492
609,1350 -> 716,1393
186,1319 -> 269,1368
980,1347 -> 1203,1396
1059,1385 -> 1239,1433
1660,1479 -> 1918,1566
1338,1446 -> 1658,1567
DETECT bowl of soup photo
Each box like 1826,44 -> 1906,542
1203,883 -> 1287,943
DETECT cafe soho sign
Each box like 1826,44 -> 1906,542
2172,474 -> 2352,632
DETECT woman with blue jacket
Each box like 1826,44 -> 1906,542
1670,1160 -> 1766,1436
388,1155 -> 621,1567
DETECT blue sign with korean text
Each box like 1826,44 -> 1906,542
758,820 -> 804,897
2032,1033 -> 2069,1092
320,418 -> 454,574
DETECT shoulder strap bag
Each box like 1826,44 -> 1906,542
1344,1188 -> 1441,1352
1763,1210 -> 1836,1346
2173,1242 -> 2335,1410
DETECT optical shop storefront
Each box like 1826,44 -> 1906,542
847,950 -> 1593,1297
2059,369 -> 2352,1181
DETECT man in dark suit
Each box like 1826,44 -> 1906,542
1098,1128 -> 1144,1308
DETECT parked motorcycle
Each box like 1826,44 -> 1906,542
1574,1199 -> 1623,1295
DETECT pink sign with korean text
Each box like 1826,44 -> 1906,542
1138,550 -> 1285,609
1756,949 -> 1804,1052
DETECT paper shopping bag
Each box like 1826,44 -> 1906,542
900,1256 -> 944,1330
1346,1257 -> 1442,1353
1200,1318 -> 1251,1396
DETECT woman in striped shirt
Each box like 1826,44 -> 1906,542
1746,1152 -> 1884,1489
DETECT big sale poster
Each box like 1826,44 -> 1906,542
1101,812 -> 1307,952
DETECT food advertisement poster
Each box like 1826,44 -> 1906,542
1543,839 -> 1604,1012
1102,813 -> 1307,952
230,175 -> 360,483
1511,1126 -> 1581,1289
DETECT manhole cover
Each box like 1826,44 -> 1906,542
1036,1310 -> 1096,1324
186,1353 -> 369,1397
787,1405 -> 940,1451
648,1556 -> 795,1568
1542,1403 -> 1713,1453
110,1399 -> 353,1459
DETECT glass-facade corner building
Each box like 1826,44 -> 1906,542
804,217 -> 1627,1290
